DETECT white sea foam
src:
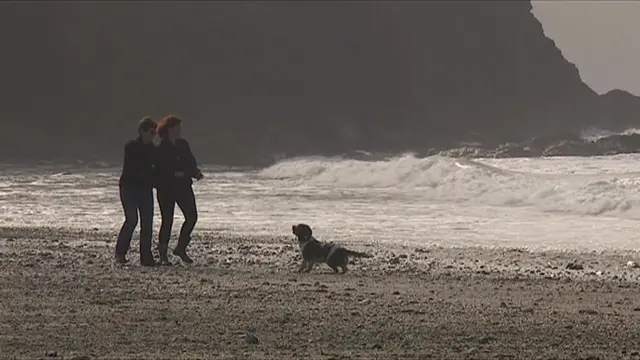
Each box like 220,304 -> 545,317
259,154 -> 640,217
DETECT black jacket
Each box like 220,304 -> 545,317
155,138 -> 200,190
119,137 -> 157,188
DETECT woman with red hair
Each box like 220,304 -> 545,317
154,115 -> 203,265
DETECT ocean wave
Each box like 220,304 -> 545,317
580,126 -> 640,142
259,154 -> 640,218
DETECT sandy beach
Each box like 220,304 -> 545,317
2,227 -> 640,359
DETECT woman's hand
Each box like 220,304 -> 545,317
195,169 -> 204,181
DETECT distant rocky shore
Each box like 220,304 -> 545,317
333,132 -> 640,163
21,132 -> 640,169
436,132 -> 640,159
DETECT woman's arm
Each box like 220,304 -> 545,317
122,141 -> 137,176
150,145 -> 160,188
122,140 -> 150,183
177,139 -> 203,180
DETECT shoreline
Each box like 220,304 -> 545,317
2,227 -> 640,359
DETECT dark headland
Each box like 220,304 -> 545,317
2,1 -> 640,166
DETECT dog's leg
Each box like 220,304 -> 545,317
298,260 -> 307,273
305,261 -> 314,273
328,264 -> 339,273
340,264 -> 349,274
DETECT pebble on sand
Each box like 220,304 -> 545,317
246,329 -> 259,344
625,261 -> 640,269
566,263 -> 584,270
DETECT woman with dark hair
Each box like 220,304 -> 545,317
115,116 -> 158,266
155,115 -> 203,265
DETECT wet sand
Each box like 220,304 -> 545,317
2,227 -> 640,359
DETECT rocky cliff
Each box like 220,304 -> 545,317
1,1 -> 638,165
597,90 -> 640,132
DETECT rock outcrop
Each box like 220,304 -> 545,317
439,133 -> 640,159
1,1 -> 640,165
597,90 -> 640,132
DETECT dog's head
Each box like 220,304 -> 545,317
292,223 -> 313,241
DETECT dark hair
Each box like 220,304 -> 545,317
137,116 -> 156,134
156,115 -> 182,139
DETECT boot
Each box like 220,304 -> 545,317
158,243 -> 172,266
115,252 -> 128,264
140,254 -> 158,267
173,236 -> 193,264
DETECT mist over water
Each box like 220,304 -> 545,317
2,154 -> 640,251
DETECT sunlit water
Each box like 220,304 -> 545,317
2,154 -> 640,251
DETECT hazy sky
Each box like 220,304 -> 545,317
532,1 -> 640,95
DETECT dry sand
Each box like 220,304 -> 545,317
2,227 -> 640,359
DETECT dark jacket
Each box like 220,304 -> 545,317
119,137 -> 157,188
155,138 -> 200,190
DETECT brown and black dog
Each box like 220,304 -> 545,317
292,223 -> 372,274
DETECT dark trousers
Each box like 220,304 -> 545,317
115,185 -> 154,261
157,185 -> 198,249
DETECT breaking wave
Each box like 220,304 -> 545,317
259,153 -> 640,218
580,126 -> 640,141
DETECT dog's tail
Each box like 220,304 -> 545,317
345,249 -> 373,258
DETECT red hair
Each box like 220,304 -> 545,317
157,115 -> 183,139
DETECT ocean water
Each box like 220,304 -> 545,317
2,154 -> 640,251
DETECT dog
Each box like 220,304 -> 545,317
292,223 -> 372,274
